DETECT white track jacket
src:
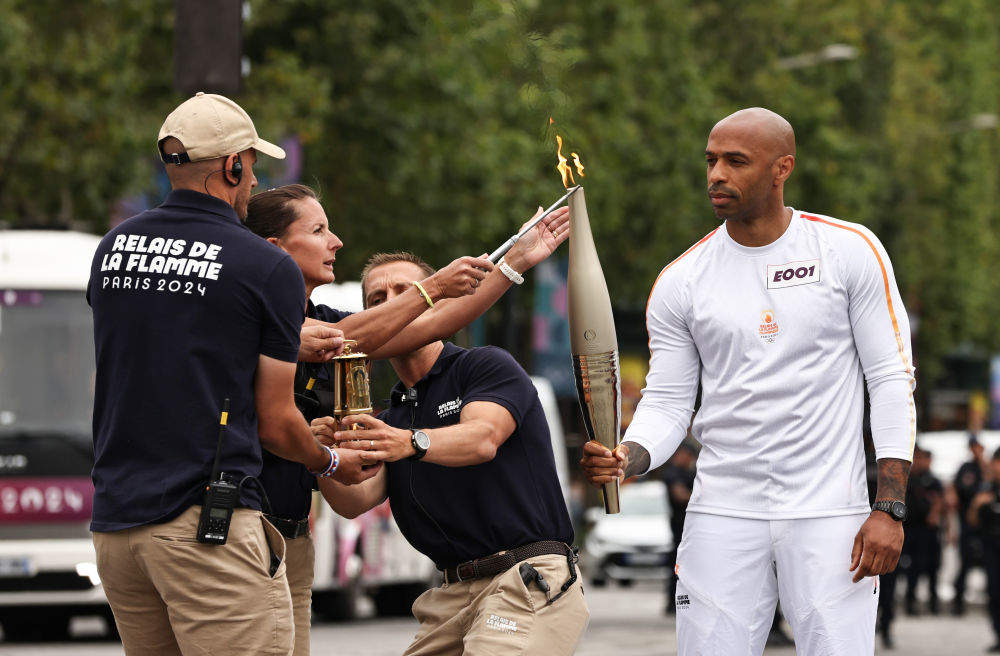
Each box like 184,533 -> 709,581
625,209 -> 916,519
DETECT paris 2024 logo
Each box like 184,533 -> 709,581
758,310 -> 780,343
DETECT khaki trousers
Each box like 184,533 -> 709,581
404,553 -> 589,656
284,534 -> 315,656
93,506 -> 293,656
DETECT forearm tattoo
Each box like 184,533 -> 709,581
875,457 -> 910,502
622,441 -> 651,479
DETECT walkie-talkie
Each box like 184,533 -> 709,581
197,399 -> 239,544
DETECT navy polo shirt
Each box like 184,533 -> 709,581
259,302 -> 351,520
380,342 -> 573,568
87,189 -> 306,531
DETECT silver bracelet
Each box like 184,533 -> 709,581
498,258 -> 524,285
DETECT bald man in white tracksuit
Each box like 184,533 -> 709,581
580,108 -> 914,655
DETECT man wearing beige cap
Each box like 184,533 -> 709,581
87,92 -> 376,655
156,91 -> 287,219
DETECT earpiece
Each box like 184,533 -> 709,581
202,153 -> 244,194
228,154 -> 243,185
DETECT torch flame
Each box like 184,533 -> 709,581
552,120 -> 586,188
556,134 -> 575,188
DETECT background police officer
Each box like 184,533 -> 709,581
969,448 -> 1000,653
87,93 -> 374,656
315,250 -> 588,656
953,435 -> 988,615
661,441 -> 696,614
902,446 -> 944,616
967,449 -> 1000,654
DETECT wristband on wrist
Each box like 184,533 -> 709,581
412,281 -> 435,308
313,446 -> 339,478
498,258 -> 524,285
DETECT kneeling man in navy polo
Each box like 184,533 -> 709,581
315,252 -> 589,656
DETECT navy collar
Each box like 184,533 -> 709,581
161,189 -> 241,224
389,342 -> 465,406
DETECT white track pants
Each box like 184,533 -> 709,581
674,512 -> 877,656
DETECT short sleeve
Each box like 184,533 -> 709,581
314,304 -> 353,324
459,347 -> 535,427
259,256 -> 306,362
87,240 -> 104,307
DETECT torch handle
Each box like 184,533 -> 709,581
602,480 -> 620,514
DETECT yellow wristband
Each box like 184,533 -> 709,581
413,281 -> 434,308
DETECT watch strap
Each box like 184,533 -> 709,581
410,430 -> 428,459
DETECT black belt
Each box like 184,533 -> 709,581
264,514 -> 311,539
440,541 -> 573,584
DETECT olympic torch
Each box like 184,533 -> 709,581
488,128 -> 621,512
567,186 -> 622,514
547,132 -> 622,514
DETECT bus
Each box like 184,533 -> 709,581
0,230 -> 105,640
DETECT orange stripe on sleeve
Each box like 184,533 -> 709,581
645,227 -> 719,318
644,227 -> 719,356
802,213 -> 915,451
800,214 -> 908,370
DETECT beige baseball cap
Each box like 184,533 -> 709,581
157,92 -> 285,164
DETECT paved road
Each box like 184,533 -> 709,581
0,584 -> 994,655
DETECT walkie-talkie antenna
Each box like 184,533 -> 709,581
209,398 -> 230,480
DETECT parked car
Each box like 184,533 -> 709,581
582,480 -> 672,587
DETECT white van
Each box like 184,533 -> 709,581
0,230 -> 107,640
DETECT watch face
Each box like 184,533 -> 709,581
414,431 -> 431,451
890,501 -> 907,521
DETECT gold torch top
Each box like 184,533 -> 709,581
332,339 -> 368,362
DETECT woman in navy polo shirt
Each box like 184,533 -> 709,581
244,184 -> 568,654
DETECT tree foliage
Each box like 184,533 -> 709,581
2,0 -> 1000,402
0,0 -> 172,228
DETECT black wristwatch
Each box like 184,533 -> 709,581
872,500 -> 907,522
410,430 -> 430,460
